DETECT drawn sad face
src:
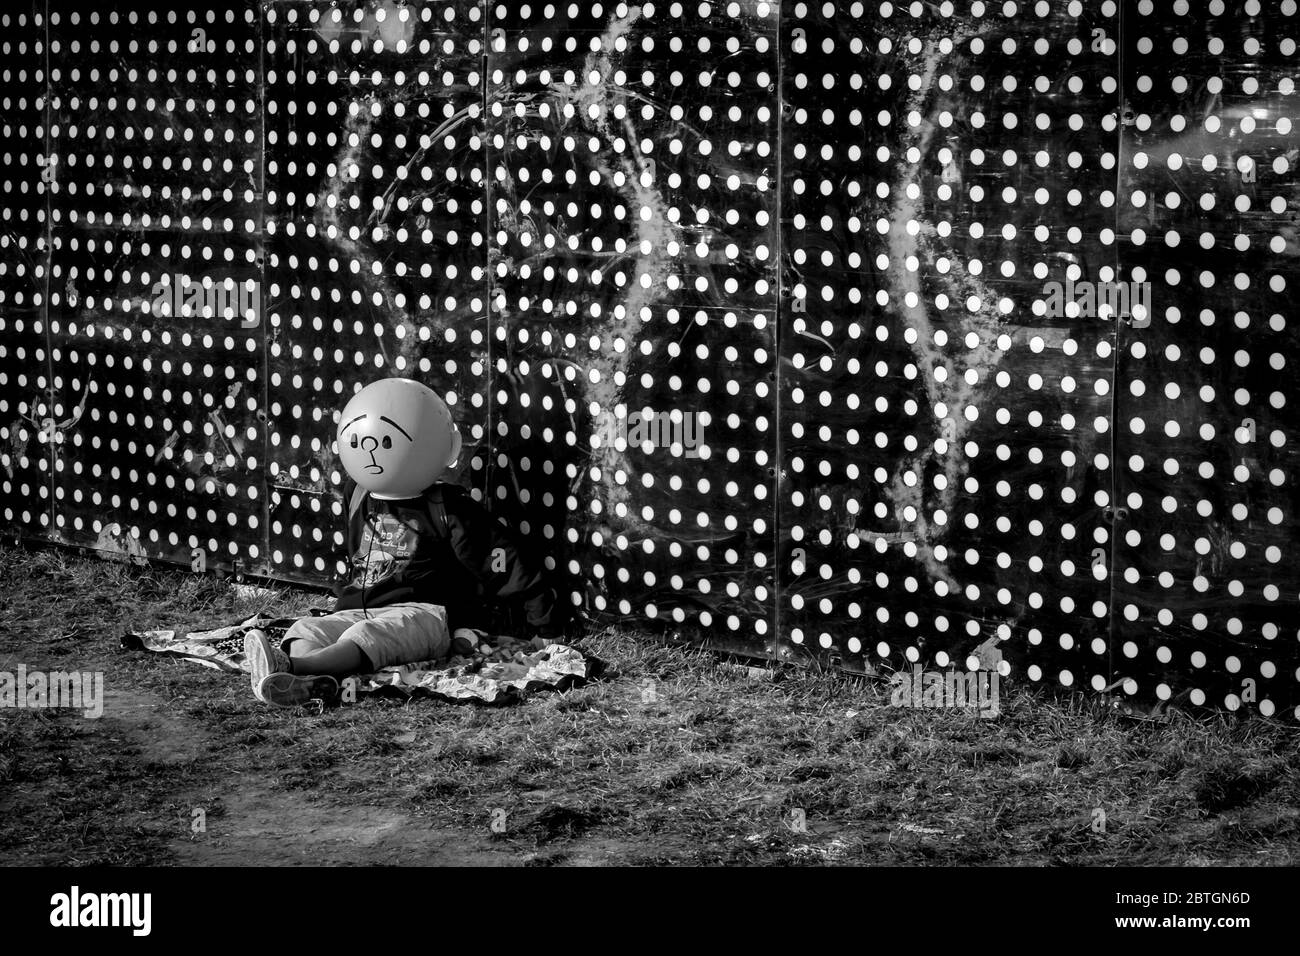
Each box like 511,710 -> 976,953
336,378 -> 461,500
341,412 -> 412,476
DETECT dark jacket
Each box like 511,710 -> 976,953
334,479 -> 562,635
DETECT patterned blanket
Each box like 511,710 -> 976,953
121,610 -> 595,705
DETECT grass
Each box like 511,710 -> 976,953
1,542 -> 1299,865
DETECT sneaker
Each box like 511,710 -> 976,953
243,629 -> 338,708
254,671 -> 340,708
243,629 -> 292,692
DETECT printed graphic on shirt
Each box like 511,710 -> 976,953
349,512 -> 421,590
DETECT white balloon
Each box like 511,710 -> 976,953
337,378 -> 461,500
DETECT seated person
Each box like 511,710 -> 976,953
245,377 -> 564,707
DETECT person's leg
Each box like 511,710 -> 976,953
328,603 -> 450,672
280,610 -> 368,667
244,628 -> 342,708
285,639 -> 374,677
245,609 -> 371,707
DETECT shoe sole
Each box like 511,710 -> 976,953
243,631 -> 276,698
256,672 -> 340,708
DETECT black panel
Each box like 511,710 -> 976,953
486,2 -> 780,648
0,2 -> 54,541
779,1 -> 1120,695
45,1 -> 265,568
1115,0 -> 1300,718
262,0 -> 489,583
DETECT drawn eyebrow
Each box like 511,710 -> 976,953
380,416 -> 413,442
341,413 -> 368,433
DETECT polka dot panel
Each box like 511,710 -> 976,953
486,2 -> 782,644
0,2 -> 54,538
45,1 -> 268,564
262,0 -> 491,580
779,1 -> 1119,691
1113,0 -> 1300,718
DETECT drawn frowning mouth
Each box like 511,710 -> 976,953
365,463 -> 384,473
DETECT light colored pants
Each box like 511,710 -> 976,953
281,603 -> 451,671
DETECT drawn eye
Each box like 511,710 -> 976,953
381,436 -> 392,449
349,434 -> 359,449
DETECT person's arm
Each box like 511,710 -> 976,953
443,487 -> 564,635
335,477 -> 359,597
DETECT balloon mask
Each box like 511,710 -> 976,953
337,378 -> 462,500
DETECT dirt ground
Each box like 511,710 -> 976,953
2,544 -> 1299,866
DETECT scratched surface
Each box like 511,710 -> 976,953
0,0 -> 1295,716
778,2 -> 1120,692
262,0 -> 490,582
1113,0 -> 1300,716
485,2 -> 781,646
40,1 -> 267,566
0,2 -> 53,539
